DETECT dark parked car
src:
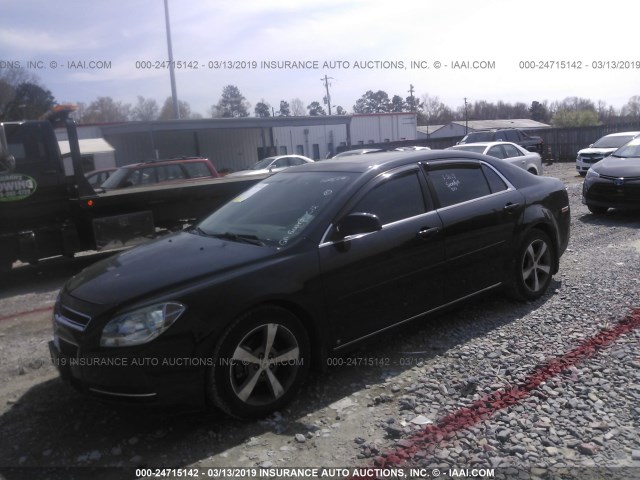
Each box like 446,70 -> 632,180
50,150 -> 570,418
582,137 -> 640,214
98,157 -> 219,190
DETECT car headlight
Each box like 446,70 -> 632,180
100,302 -> 186,347
585,168 -> 600,179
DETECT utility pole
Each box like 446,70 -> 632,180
164,0 -> 180,119
321,75 -> 333,115
464,97 -> 469,134
408,84 -> 416,112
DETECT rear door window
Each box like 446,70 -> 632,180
425,164 -> 492,208
183,162 -> 211,178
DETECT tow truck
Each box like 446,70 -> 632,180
0,106 -> 266,271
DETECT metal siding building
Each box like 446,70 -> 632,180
350,113 -> 417,145
71,113 -> 418,173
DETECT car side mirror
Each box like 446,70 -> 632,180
589,144 -> 594,148
335,212 -> 382,238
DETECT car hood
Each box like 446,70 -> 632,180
577,147 -> 616,156
64,231 -> 276,305
592,156 -> 640,177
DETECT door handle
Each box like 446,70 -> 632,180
504,202 -> 520,212
417,226 -> 440,240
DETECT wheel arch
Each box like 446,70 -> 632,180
215,299 -> 328,373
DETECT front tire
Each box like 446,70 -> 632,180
509,229 -> 555,301
587,204 -> 608,215
208,307 -> 310,419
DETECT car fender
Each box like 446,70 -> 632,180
515,203 -> 563,275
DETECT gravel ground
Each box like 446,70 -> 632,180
0,162 -> 639,480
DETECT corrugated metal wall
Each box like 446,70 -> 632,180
196,128 -> 265,172
350,114 -> 417,145
272,125 -> 348,160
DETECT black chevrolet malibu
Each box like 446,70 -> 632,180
50,150 -> 570,418
582,137 -> 640,214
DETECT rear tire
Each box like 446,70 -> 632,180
509,229 -> 555,301
208,306 -> 310,419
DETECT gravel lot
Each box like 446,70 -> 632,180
0,162 -> 639,480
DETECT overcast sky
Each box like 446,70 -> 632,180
2,0 -> 639,117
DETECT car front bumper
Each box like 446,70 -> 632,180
48,337 -> 207,408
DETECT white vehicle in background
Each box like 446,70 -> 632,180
448,141 -> 543,175
226,154 -> 314,177
575,131 -> 640,176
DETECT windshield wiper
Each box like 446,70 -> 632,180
210,232 -> 265,246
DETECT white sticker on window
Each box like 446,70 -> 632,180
442,173 -> 460,192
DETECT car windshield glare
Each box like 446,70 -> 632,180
252,157 -> 275,170
592,136 -> 636,149
100,168 -> 131,188
613,142 -> 640,158
197,171 -> 356,247
454,145 -> 486,154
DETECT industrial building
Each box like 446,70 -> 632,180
58,112 -> 417,174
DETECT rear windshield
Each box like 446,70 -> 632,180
463,132 -> 494,142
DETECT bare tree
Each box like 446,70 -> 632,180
290,98 -> 305,116
131,96 -> 159,121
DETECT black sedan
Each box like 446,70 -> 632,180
50,151 -> 570,418
582,138 -> 640,214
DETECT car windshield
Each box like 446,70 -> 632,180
612,141 -> 640,158
463,132 -> 494,142
100,167 -> 131,188
196,171 -> 356,247
592,135 -> 637,149
252,157 -> 276,170
452,145 -> 486,154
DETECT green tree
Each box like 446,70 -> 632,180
254,99 -> 271,117
391,95 -> 407,112
551,109 -> 600,127
131,96 -> 159,121
307,101 -> 326,116
335,106 -> 347,115
529,101 -> 548,122
213,85 -> 250,118
353,90 -> 391,113
3,82 -> 56,120
277,100 -> 291,116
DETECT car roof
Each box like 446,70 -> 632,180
262,154 -> 312,161
601,131 -> 640,137
450,141 -> 519,148
286,149 -> 490,174
123,157 -> 208,168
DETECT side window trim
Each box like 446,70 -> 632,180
320,165 -> 430,246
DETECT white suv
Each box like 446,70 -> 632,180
576,131 -> 640,176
